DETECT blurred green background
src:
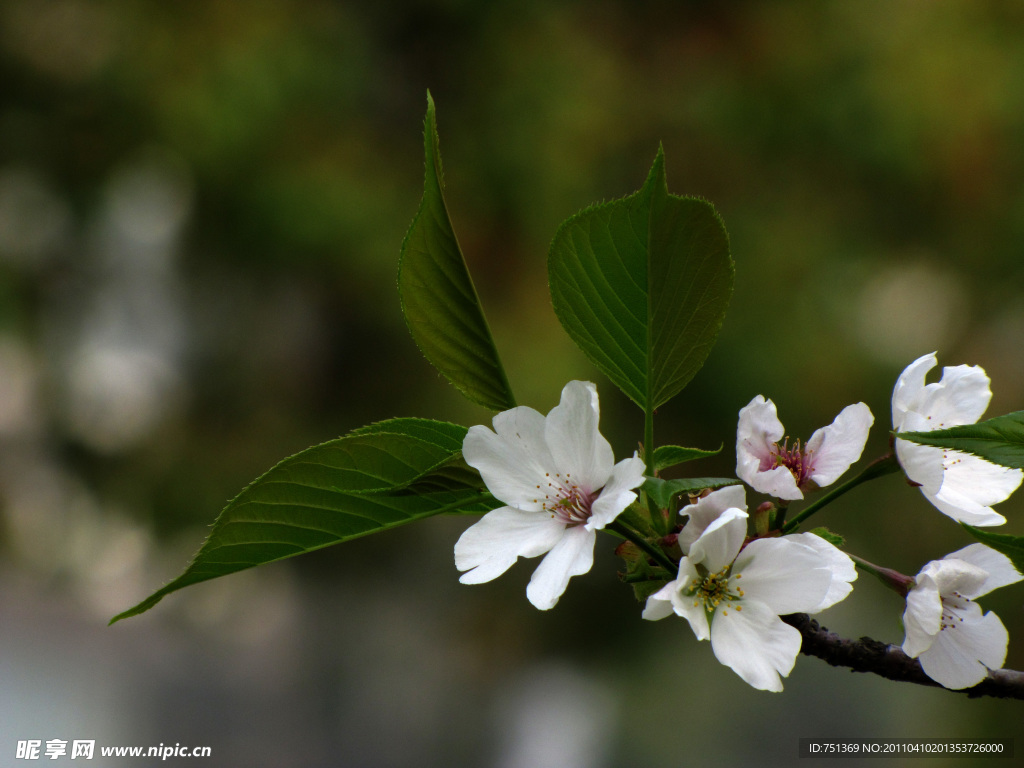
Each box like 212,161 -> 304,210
2,1 -> 1023,766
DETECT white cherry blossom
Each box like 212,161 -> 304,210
892,352 -> 1022,526
455,380 -> 646,610
902,543 -> 1022,689
736,395 -> 873,500
643,487 -> 857,691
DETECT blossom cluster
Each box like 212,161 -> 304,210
454,355 -> 1022,692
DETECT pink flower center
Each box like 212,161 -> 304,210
770,437 -> 816,486
537,472 -> 597,527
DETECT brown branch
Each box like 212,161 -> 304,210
782,613 -> 1024,701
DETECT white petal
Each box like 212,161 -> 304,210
545,381 -> 614,492
805,402 -> 874,488
732,537 -> 832,615
922,488 -> 1006,527
688,508 -> 748,573
892,352 -> 937,430
914,364 -> 992,429
918,603 -> 1008,689
902,573 -> 942,657
736,396 -> 802,499
587,455 -> 646,531
784,533 -> 858,611
944,544 -> 1023,598
526,524 -> 595,610
923,558 -> 990,604
463,408 -> 554,510
927,452 -> 1022,526
669,558 -> 711,641
894,439 -> 944,494
642,582 -> 676,621
939,452 -> 1023,506
677,485 -> 747,553
749,465 -> 803,500
709,599 -> 802,692
455,507 -> 564,584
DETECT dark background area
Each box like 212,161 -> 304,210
1,1 -> 1023,766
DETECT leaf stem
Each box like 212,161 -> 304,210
781,452 -> 901,534
606,519 -> 678,576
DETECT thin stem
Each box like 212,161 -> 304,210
643,404 -> 670,535
644,405 -> 655,478
781,452 -> 901,534
849,553 -> 915,597
606,519 -> 678,576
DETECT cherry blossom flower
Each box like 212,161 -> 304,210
736,395 -> 874,500
892,352 -> 1023,526
455,380 -> 646,610
902,543 -> 1022,689
643,488 -> 856,691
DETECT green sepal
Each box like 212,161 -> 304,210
614,539 -> 673,603
629,577 -> 672,605
616,503 -> 660,539
807,527 -> 846,548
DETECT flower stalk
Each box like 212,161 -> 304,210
848,553 -> 915,597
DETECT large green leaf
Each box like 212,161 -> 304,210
962,524 -> 1024,576
548,148 -> 733,412
897,411 -> 1024,469
111,418 -> 497,623
398,92 -> 516,412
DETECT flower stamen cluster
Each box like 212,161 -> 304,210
690,567 -> 745,615
535,472 -> 597,527
770,437 -> 813,486
939,592 -> 968,632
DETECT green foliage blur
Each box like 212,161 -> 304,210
2,1 -> 1024,765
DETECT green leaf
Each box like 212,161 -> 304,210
651,444 -> 721,472
548,148 -> 733,412
897,411 -> 1024,470
808,527 -> 846,548
398,92 -> 516,412
643,476 -> 739,510
961,524 -> 1024,575
111,418 -> 498,623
